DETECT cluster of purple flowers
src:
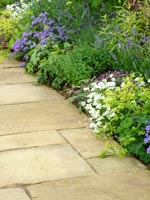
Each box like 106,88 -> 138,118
12,12 -> 69,61
144,124 -> 150,154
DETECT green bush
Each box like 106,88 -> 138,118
82,73 -> 150,163
0,10 -> 20,46
26,44 -> 111,90
0,0 -> 17,9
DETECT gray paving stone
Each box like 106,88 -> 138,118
0,83 -> 63,105
0,145 -> 94,187
88,156 -> 146,174
0,188 -> 30,200
0,130 -> 66,151
0,101 -> 87,135
27,170 -> 150,200
60,128 -> 107,158
0,68 -> 34,84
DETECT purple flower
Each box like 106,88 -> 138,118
145,125 -> 150,134
24,56 -> 29,61
12,12 -> 69,58
144,135 -> 150,143
126,38 -> 133,46
147,146 -> 150,154
20,62 -> 26,67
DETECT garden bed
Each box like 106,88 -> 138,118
1,0 -> 150,164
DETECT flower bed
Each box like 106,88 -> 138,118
1,0 -> 150,164
81,73 -> 150,163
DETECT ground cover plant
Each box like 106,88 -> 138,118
1,0 -> 150,164
81,72 -> 150,163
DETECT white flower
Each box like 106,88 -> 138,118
106,81 -> 116,89
93,94 -> 102,101
111,77 -> 115,82
96,103 -> 102,109
138,81 -> 145,86
134,77 -> 139,82
89,123 -> 94,129
83,87 -> 89,91
80,102 -> 86,107
87,92 -> 97,99
109,74 -> 114,78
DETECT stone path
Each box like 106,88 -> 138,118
0,55 -> 150,200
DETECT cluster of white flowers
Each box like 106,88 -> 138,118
82,73 -> 150,135
6,0 -> 31,18
82,74 -> 116,134
6,0 -> 52,18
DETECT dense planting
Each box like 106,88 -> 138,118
82,73 -> 150,163
1,0 -> 150,164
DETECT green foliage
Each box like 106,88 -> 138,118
25,44 -> 52,74
75,0 -> 127,8
83,73 -> 150,163
0,0 -> 16,9
96,6 -> 150,79
0,10 -> 19,46
26,44 -> 111,90
0,4 -> 32,49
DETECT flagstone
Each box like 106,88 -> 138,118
0,130 -> 66,151
0,188 -> 30,200
60,128 -> 107,158
0,145 -> 94,187
27,170 -> 150,200
87,156 -> 146,174
0,68 -> 34,84
0,57 -> 20,68
0,101 -> 87,135
0,83 -> 63,105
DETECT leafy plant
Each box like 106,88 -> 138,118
0,9 -> 19,46
82,73 -> 150,163
95,6 -> 150,78
31,44 -> 111,90
12,12 -> 69,59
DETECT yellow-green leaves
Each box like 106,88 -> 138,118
83,73 -> 150,163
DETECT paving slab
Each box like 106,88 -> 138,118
0,188 -> 30,200
27,170 -> 150,200
0,68 -> 34,84
0,101 -> 87,135
60,128 -> 107,158
0,57 -> 20,68
87,156 -> 146,174
0,130 -> 66,151
0,83 -> 63,105
0,145 -> 94,187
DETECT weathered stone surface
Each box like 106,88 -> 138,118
0,130 -> 66,151
0,57 -> 20,68
27,170 -> 150,200
0,101 -> 87,135
0,188 -> 30,200
60,128 -> 107,158
88,156 -> 146,174
0,83 -> 63,105
0,68 -> 34,84
0,145 -> 94,187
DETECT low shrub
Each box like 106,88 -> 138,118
82,73 -> 150,163
25,44 -> 111,90
0,9 -> 19,47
